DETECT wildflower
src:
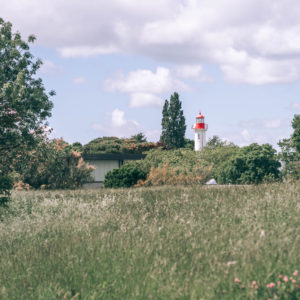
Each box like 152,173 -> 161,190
293,270 -> 298,277
267,282 -> 275,288
283,276 -> 288,282
252,281 -> 256,285
234,278 -> 240,284
292,279 -> 296,284
277,281 -> 281,286
278,274 -> 282,279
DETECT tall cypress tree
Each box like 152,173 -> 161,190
160,92 -> 186,148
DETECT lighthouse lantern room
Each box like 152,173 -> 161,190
193,112 -> 208,151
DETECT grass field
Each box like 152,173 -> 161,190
0,182 -> 299,299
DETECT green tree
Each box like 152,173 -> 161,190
217,143 -> 280,184
201,141 -> 240,179
0,18 -> 54,201
278,114 -> 300,180
206,135 -> 226,149
14,139 -> 93,189
104,162 -> 146,188
291,114 -> 300,153
160,92 -> 186,148
131,132 -> 147,143
184,138 -> 194,150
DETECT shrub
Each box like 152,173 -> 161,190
104,162 -> 146,188
136,148 -> 211,186
0,174 -> 13,206
137,164 -> 211,186
216,143 -> 281,184
15,139 -> 94,189
83,136 -> 165,155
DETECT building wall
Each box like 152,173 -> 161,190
88,160 -> 120,182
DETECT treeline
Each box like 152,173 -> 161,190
104,140 -> 279,188
104,116 -> 300,188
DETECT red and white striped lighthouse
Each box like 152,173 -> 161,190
192,112 -> 208,151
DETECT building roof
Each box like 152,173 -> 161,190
83,153 -> 146,160
196,113 -> 204,119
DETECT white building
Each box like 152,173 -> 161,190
192,112 -> 208,151
83,153 -> 145,188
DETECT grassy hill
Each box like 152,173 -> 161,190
0,182 -> 299,299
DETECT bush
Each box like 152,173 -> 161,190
0,174 -> 13,206
137,164 -> 211,186
104,162 -> 146,188
137,148 -> 211,186
83,136 -> 165,155
15,139 -> 94,189
216,143 -> 280,184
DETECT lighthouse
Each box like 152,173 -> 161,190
193,112 -> 208,151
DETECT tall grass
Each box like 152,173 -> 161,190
0,182 -> 299,299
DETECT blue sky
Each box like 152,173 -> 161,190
2,0 -> 300,148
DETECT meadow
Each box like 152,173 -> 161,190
0,182 -> 299,299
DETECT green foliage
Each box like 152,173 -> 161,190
216,143 -> 280,184
0,182 -> 299,299
130,132 -> 147,143
134,148 -> 211,186
83,136 -> 164,155
15,139 -> 93,189
183,138 -> 194,150
291,114 -> 300,153
160,92 -> 186,149
278,115 -> 300,180
201,141 -> 240,179
0,18 -> 54,199
104,162 -> 146,188
0,174 -> 13,205
141,148 -> 209,174
206,135 -> 228,149
71,142 -> 83,152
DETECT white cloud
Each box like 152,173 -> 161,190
175,65 -> 211,82
3,0 -> 300,84
290,102 -> 300,111
144,129 -> 161,142
92,108 -> 160,141
39,60 -> 63,74
239,118 -> 285,129
223,129 -> 281,148
111,108 -> 127,127
58,45 -> 119,58
92,108 -> 141,137
264,119 -> 281,129
220,53 -> 299,85
104,67 -> 188,107
130,93 -> 162,108
241,129 -> 251,142
226,117 -> 292,148
105,67 -> 188,94
72,76 -> 86,84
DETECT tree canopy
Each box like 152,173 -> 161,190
291,114 -> 300,153
216,143 -> 280,184
160,92 -> 186,149
278,114 -> 300,180
0,18 -> 54,202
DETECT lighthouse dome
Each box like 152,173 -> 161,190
196,113 -> 204,119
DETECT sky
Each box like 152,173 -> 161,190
1,0 -> 300,148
